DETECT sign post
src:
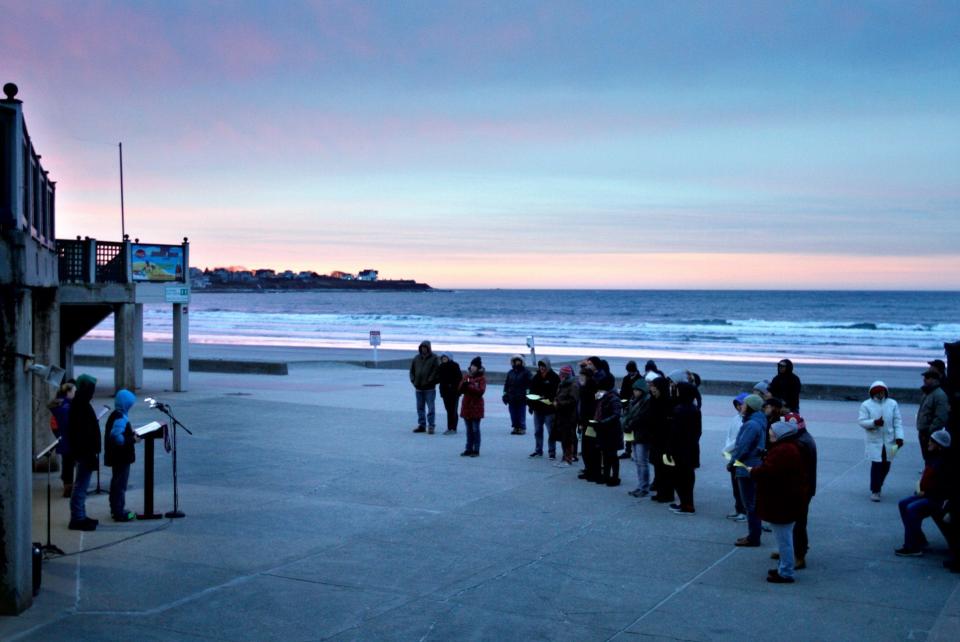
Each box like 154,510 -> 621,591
369,330 -> 381,366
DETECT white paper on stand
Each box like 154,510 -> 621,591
96,406 -> 111,420
134,421 -> 164,437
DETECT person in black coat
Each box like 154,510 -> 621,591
618,361 -> 641,459
647,376 -> 674,503
594,373 -> 623,486
668,382 -> 702,515
769,359 -> 802,411
438,354 -> 463,434
67,374 -> 101,531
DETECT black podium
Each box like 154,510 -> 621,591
136,422 -> 166,520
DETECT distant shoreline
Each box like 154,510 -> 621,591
196,279 -> 433,293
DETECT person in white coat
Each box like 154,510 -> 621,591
857,381 -> 904,501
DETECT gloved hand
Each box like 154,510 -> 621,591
502,394 -> 509,405
874,417 -> 884,427
726,463 -> 734,473
895,438 -> 904,448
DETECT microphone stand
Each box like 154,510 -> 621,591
35,439 -> 65,558
150,401 -> 192,519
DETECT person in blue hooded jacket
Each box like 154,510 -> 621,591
730,394 -> 768,546
105,389 -> 139,522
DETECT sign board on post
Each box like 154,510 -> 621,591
165,285 -> 190,303
369,330 -> 381,366
132,244 -> 185,282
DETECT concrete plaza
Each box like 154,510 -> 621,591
2,361 -> 959,641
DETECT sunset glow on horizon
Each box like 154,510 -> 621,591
5,1 -> 959,289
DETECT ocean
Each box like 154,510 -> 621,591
85,290 -> 960,368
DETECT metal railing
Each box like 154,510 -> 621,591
57,238 -> 129,284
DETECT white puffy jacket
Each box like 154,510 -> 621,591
857,381 -> 904,462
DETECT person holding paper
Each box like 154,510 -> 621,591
105,389 -> 139,522
858,381 -> 904,502
67,374 -> 101,531
730,394 -> 768,547
527,358 -> 560,458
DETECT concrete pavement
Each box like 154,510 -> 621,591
2,361 -> 958,641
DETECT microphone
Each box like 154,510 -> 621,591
144,397 -> 168,411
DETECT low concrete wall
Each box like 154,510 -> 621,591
75,355 -> 288,375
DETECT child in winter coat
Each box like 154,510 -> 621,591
105,389 -> 139,522
48,381 -> 77,497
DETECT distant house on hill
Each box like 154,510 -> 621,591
357,269 -> 378,282
297,271 -> 316,280
331,270 -> 355,280
280,270 -> 296,279
255,269 -> 276,278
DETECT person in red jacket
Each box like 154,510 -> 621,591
750,420 -> 809,583
459,357 -> 486,457
895,429 -> 952,557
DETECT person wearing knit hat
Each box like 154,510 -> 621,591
730,392 -> 769,547
753,380 -> 771,399
458,358 -> 486,457
895,426 -> 952,557
750,420 -> 808,583
858,381 -> 904,501
622,378 -> 652,496
723,393 -> 750,521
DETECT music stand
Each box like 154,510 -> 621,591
34,439 -> 65,558
148,401 -> 192,519
92,405 -> 111,495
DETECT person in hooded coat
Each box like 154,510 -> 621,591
67,374 -> 101,531
731,394 -> 768,546
409,340 -> 440,433
528,357 -> 560,458
623,374 -> 655,497
769,359 -> 802,412
503,355 -> 532,435
49,380 -> 77,497
594,371 -> 623,486
438,353 -> 463,435
857,381 -> 904,501
554,365 -> 580,466
668,382 -> 702,515
459,357 -> 487,457
577,358 -> 602,480
646,376 -> 673,503
618,361 -> 642,459
105,389 -> 138,521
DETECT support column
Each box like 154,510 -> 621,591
32,287 -> 60,472
0,286 -> 35,614
133,303 -> 143,390
173,303 -> 189,392
113,303 -> 136,393
62,343 -> 74,381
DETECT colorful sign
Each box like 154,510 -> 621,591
132,244 -> 185,282
369,330 -> 382,346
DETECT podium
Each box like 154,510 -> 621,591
135,421 -> 166,520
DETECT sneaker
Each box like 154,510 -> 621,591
870,492 -> 881,502
671,507 -> 695,515
726,512 -> 746,521
770,552 -> 780,560
761,524 -> 772,533
460,450 -> 472,457
443,429 -> 457,435
794,557 -> 806,570
113,511 -> 136,522
412,426 -> 426,433
605,478 -> 621,487
529,451 -> 542,458
68,519 -> 97,532
510,428 -> 521,435
766,573 -> 795,584
427,426 -> 436,434
518,430 -> 526,435
548,453 -> 556,460
628,489 -> 643,497
553,461 -> 571,468
894,547 -> 923,557
469,452 -> 479,457
735,537 -> 760,547
669,503 -> 682,510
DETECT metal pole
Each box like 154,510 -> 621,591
119,142 -> 125,238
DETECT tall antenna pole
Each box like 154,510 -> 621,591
119,142 -> 126,238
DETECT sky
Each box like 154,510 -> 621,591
5,0 -> 960,289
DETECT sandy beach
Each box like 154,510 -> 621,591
4,350 -> 958,641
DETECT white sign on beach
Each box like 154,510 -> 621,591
165,285 -> 190,303
369,330 -> 381,346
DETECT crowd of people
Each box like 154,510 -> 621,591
409,343 -> 960,583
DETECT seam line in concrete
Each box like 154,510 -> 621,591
607,547 -> 739,640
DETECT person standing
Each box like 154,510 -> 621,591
459,357 -> 486,457
668,382 -> 702,515
503,355 -> 532,435
917,368 -> 950,461
577,358 -> 601,480
647,376 -> 673,503
750,420 -> 809,583
410,341 -> 441,433
769,359 -> 802,411
618,361 -> 642,459
594,371 -> 623,486
554,365 -> 580,467
528,358 -> 560,458
623,376 -> 654,497
731,394 -> 768,547
48,381 -> 77,498
105,389 -> 138,522
67,374 -> 101,531
438,353 -> 463,435
723,393 -> 749,521
858,381 -> 904,501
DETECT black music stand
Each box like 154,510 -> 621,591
148,401 -> 192,519
135,422 -> 166,520
34,439 -> 65,558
